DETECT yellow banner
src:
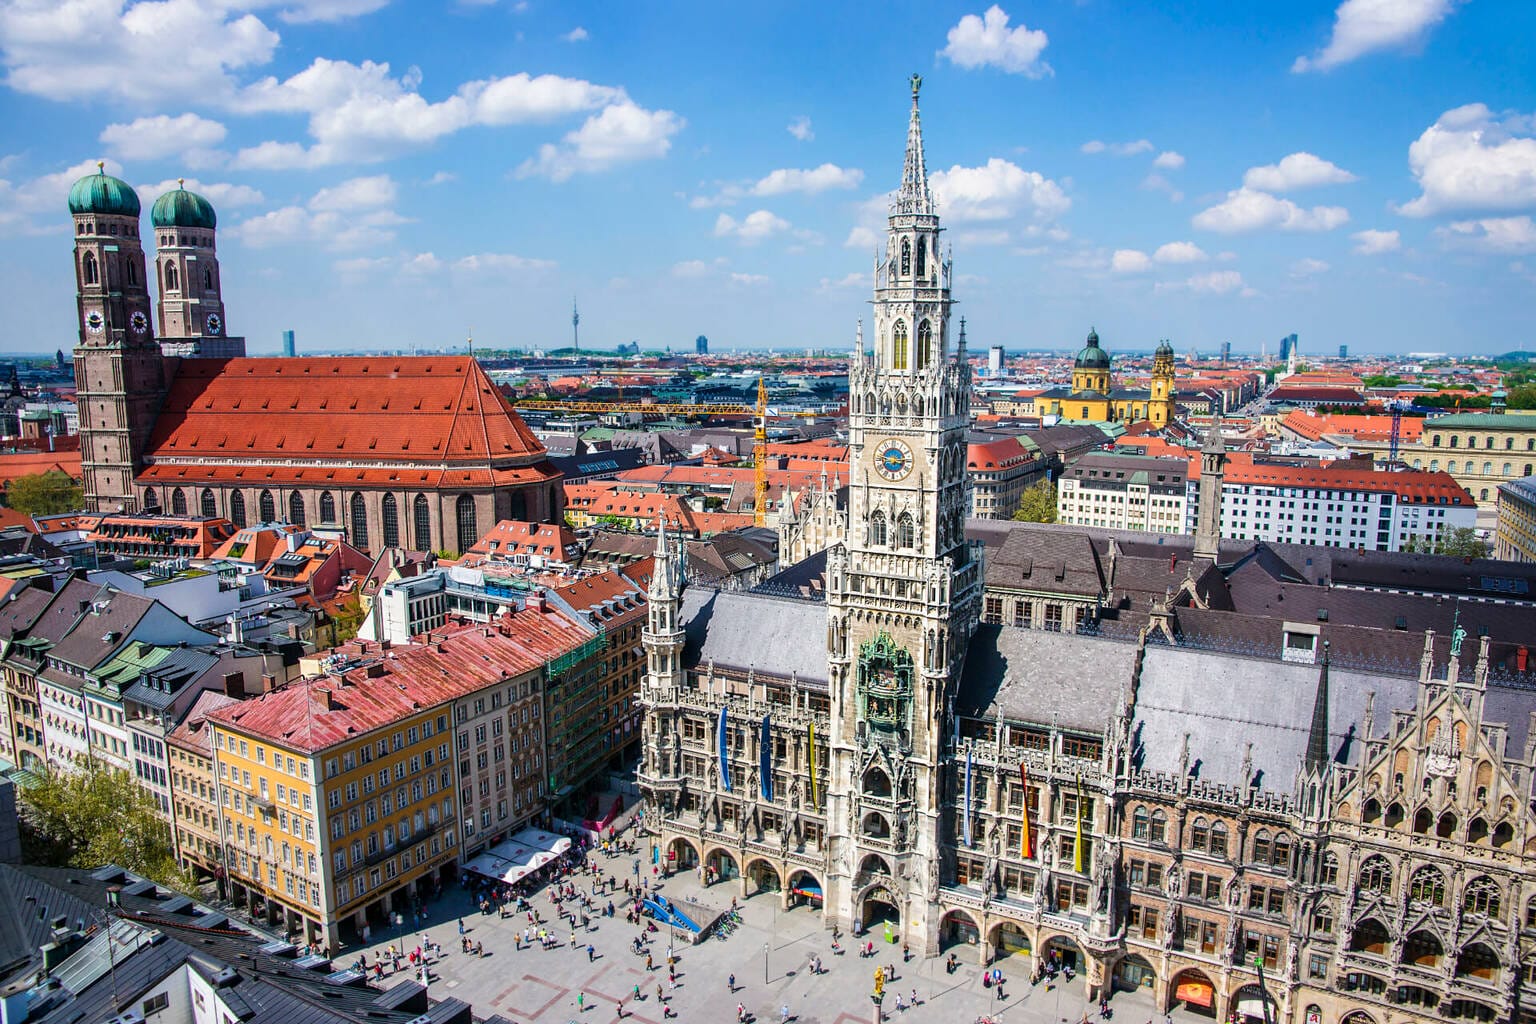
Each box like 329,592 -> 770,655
1073,774 -> 1085,873
1019,762 -> 1032,859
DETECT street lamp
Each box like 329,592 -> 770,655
763,941 -> 770,984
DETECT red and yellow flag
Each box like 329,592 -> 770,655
1019,761 -> 1033,859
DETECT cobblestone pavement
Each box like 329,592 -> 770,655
349,842 -> 1207,1024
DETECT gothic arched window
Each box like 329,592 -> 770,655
1209,821 -> 1228,858
319,491 -> 336,523
82,252 -> 98,286
170,488 -> 187,516
288,490 -> 306,526
126,260 -> 138,286
896,512 -> 915,549
230,491 -> 246,528
1132,806 -> 1149,839
165,262 -> 178,292
143,488 -> 159,511
1463,876 -> 1501,918
510,491 -> 526,522
916,320 -> 933,370
1409,865 -> 1446,906
350,493 -> 369,549
900,238 -> 911,276
200,488 -> 216,517
455,494 -> 478,555
381,493 -> 400,548
1148,809 -> 1167,844
1358,855 -> 1391,894
915,238 -> 926,278
258,489 -> 275,523
869,510 -> 887,547
413,494 -> 432,551
892,321 -> 908,371
203,266 -> 212,290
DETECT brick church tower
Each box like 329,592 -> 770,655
70,165 -> 166,513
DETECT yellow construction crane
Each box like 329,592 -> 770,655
754,375 -> 768,527
510,399 -> 825,419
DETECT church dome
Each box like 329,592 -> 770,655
68,167 -> 140,218
1074,328 -> 1111,370
151,184 -> 217,230
1155,339 -> 1174,357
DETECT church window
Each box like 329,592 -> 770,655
165,262 -> 179,292
143,488 -> 159,510
230,491 -> 247,528
895,512 -> 915,549
126,261 -> 138,286
350,493 -> 370,549
1208,821 -> 1228,857
869,510 -> 887,547
171,488 -> 187,516
1147,809 -> 1167,844
200,489 -> 216,517
900,239 -> 911,276
547,485 -> 559,524
289,491 -> 305,526
916,320 -> 932,370
1357,855 -> 1391,894
382,493 -> 400,548
915,238 -> 926,278
892,321 -> 908,371
258,490 -> 275,523
1319,852 -> 1338,886
510,491 -> 526,521
413,494 -> 431,550
1131,806 -> 1149,840
455,494 -> 478,555
1463,876 -> 1500,918
320,492 -> 337,523
82,252 -> 98,286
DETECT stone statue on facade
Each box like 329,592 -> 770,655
1165,862 -> 1182,897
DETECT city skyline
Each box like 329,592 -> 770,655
1,1 -> 1534,356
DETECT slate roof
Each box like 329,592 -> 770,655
680,586 -> 828,684
957,625 -> 1134,734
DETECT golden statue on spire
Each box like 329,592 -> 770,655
910,73 -> 922,100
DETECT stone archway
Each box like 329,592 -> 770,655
989,920 -> 1031,962
939,908 -> 980,952
1113,953 -> 1155,994
858,883 -> 901,934
704,847 -> 738,885
1169,967 -> 1218,1018
667,837 -> 698,872
1231,983 -> 1278,1024
745,858 -> 780,897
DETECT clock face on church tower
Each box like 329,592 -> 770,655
874,438 -> 915,482
205,313 -> 222,336
130,311 -> 149,334
84,310 -> 104,334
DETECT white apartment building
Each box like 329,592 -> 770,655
1056,452 -> 1190,533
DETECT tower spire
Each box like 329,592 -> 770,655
897,73 -> 933,216
1305,640 -> 1332,772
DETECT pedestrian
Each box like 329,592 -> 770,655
728,972 -> 736,992
910,988 -> 919,1007
475,941 -> 483,957
895,995 -> 905,1013
781,1004 -> 791,1022
657,983 -> 664,1003
457,917 -> 465,935
577,992 -> 585,1013
646,953 -> 654,971
736,1002 -> 746,1023
588,944 -> 596,962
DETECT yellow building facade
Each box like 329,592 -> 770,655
1029,330 -> 1174,425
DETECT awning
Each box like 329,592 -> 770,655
791,886 -> 823,899
463,829 -> 573,885
1176,982 -> 1214,1008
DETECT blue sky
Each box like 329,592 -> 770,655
1,0 -> 1534,357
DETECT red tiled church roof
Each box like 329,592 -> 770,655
143,357 -> 550,482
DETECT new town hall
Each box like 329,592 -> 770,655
638,81 -> 1536,1024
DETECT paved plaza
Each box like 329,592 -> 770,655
346,842 -> 1213,1024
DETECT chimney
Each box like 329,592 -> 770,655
222,672 -> 245,698
527,591 -> 547,613
314,687 -> 336,711
287,531 -> 300,553
260,672 -> 277,693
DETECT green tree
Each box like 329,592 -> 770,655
1012,478 -> 1059,523
1402,527 -> 1487,558
321,594 -> 367,647
20,762 -> 194,892
1506,384 -> 1536,410
4,470 -> 83,516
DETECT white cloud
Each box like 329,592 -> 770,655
1290,257 -> 1330,277
99,113 -> 228,164
1141,174 -> 1184,203
1397,104 -> 1536,216
954,228 -> 1010,246
787,117 -> 814,142
424,171 -> 457,186
1242,152 -> 1358,191
1111,249 -> 1151,273
1081,139 -> 1154,157
938,5 -> 1052,78
277,0 -> 389,23
398,251 -> 443,276
138,177 -> 264,209
1153,241 -> 1207,263
752,164 -> 863,196
714,210 -> 790,244
0,157 -> 124,234
309,174 -> 396,211
818,272 -> 866,291
563,26 -> 589,42
1352,228 -> 1401,254
452,252 -> 554,272
1153,151 -> 1185,170
1192,188 -> 1349,233
729,272 -> 769,286
1438,216 -> 1536,253
517,101 -> 683,181
1187,270 -> 1249,294
235,62 -> 632,168
0,0 -> 280,105
1293,0 -> 1462,73
844,226 -> 880,249
930,158 -> 1070,222
671,260 -> 710,278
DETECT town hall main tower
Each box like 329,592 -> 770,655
822,75 -> 981,950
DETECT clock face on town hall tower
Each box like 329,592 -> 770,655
874,438 -> 915,482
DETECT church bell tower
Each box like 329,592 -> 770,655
823,76 -> 982,952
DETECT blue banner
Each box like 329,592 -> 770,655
963,744 -> 973,848
760,715 -> 773,802
718,705 -> 731,792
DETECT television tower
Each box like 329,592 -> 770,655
571,298 -> 580,353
